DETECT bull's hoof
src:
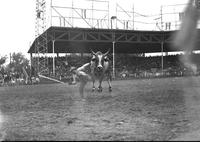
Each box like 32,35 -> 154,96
98,87 -> 103,92
109,87 -> 112,92
92,87 -> 95,92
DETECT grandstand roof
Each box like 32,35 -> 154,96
28,27 -> 200,54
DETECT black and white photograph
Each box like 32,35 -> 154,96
1,0 -> 200,141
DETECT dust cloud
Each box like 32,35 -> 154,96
173,0 -> 200,74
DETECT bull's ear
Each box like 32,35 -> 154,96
104,49 -> 110,56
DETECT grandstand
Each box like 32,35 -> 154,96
28,0 -> 200,82
40,53 -> 200,81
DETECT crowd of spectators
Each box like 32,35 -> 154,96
114,53 -> 200,79
45,53 -> 200,81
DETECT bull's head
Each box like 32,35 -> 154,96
91,50 -> 110,72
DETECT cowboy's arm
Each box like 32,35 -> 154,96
75,63 -> 91,79
76,63 -> 90,72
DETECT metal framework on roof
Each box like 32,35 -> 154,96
49,0 -> 188,30
51,0 -> 110,29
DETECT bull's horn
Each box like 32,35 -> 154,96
104,49 -> 110,56
90,49 -> 96,55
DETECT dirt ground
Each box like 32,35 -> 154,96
0,76 -> 200,141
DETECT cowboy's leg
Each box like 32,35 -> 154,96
79,78 -> 87,98
72,73 -> 77,84
76,70 -> 91,98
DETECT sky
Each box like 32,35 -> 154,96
0,0 -> 35,59
0,0 -> 188,61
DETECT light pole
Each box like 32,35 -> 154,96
112,41 -> 115,78
160,5 -> 164,75
52,40 -> 55,76
155,8 -> 164,76
161,40 -> 164,75
111,16 -> 117,79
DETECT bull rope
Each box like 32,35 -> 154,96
38,74 -> 65,84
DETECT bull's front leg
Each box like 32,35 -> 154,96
98,77 -> 103,92
106,72 -> 112,92
108,78 -> 112,92
98,81 -> 103,92
91,70 -> 96,92
92,77 -> 95,92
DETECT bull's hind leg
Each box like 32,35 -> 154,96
108,79 -> 112,92
79,79 -> 87,98
92,78 -> 95,92
106,73 -> 112,92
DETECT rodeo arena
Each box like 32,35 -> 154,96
1,0 -> 200,141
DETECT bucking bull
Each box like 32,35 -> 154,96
71,50 -> 112,98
